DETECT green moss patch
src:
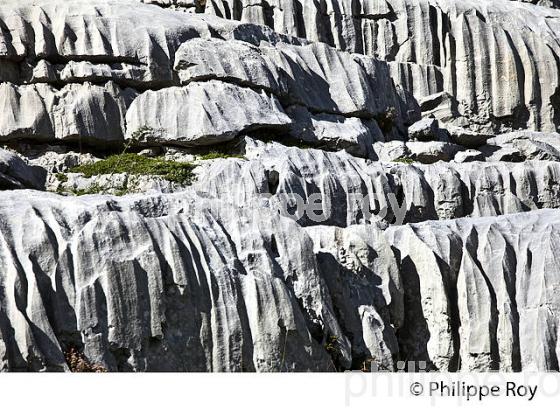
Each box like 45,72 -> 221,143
393,157 -> 415,164
198,151 -> 244,160
70,153 -> 197,185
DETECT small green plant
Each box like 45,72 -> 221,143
393,157 -> 415,164
130,125 -> 158,142
70,153 -> 197,185
70,183 -> 104,196
198,151 -> 244,160
325,335 -> 340,354
55,173 -> 68,183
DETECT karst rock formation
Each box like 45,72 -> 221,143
0,0 -> 559,372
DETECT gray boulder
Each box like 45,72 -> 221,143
0,82 -> 136,145
287,106 -> 383,158
407,118 -> 443,142
446,125 -> 493,148
454,149 -> 485,163
175,37 -> 409,123
405,141 -> 463,164
419,92 -> 461,123
0,149 -> 46,190
482,131 -> 560,162
125,81 -> 292,146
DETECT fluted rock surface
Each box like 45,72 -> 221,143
0,190 -> 347,371
200,0 -> 560,134
0,0 -> 413,152
0,188 -> 558,371
194,140 -> 560,226
0,0 -> 560,374
386,209 -> 560,371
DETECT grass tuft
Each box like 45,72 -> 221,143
55,173 -> 68,183
198,151 -> 244,161
70,153 -> 197,185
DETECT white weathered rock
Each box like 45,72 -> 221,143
386,209 -> 560,371
126,81 -> 292,146
286,106 -> 383,158
407,118 -> 443,142
194,139 -> 560,226
0,82 -> 136,144
0,83 -> 55,141
0,0 -> 303,86
405,141 -> 462,164
55,82 -> 137,144
201,0 -> 560,133
1,0 -> 560,375
175,37 -> 411,123
0,189 -> 351,371
373,140 -> 410,163
482,131 -> 560,162
0,0 -> 415,147
389,62 -> 444,101
419,92 -> 461,123
454,149 -> 485,163
305,225 -> 403,370
174,37 -> 288,94
0,187 -> 558,371
446,126 -> 493,148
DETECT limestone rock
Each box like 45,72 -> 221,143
55,82 -> 136,144
373,141 -> 410,162
512,0 -> 560,8
0,187 -> 558,371
0,82 -> 136,145
389,62 -> 444,102
446,126 -> 493,149
195,139 -> 560,226
0,149 -> 46,190
174,37 -> 288,94
386,209 -> 560,371
0,0 -> 414,147
0,83 -> 55,141
1,0 -> 560,375
407,118 -> 443,142
405,141 -> 462,164
419,92 -> 461,123
482,131 -> 560,162
286,106 -> 383,158
175,37 -> 410,124
0,0 -> 303,87
199,0 -> 560,133
454,150 -> 485,163
305,225 -> 403,370
0,189 -> 349,371
125,81 -> 292,146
